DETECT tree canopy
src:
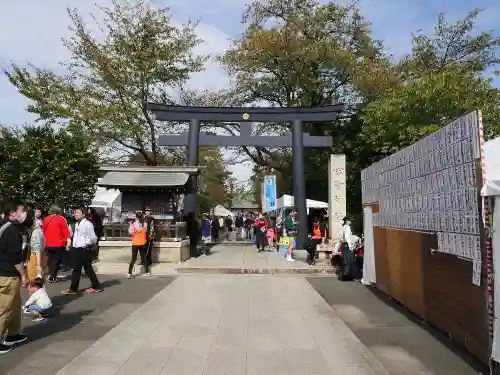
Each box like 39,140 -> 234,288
0,125 -> 99,209
4,0 -> 500,224
5,0 -> 206,165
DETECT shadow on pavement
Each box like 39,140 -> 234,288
24,309 -> 93,342
308,277 -> 488,375
365,285 -> 488,374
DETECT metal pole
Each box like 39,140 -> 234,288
186,119 -> 200,257
291,118 -> 307,249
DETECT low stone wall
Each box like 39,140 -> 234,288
99,240 -> 191,263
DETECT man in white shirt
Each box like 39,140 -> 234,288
61,207 -> 102,295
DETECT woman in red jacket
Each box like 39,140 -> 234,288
42,205 -> 70,283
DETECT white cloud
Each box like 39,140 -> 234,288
0,0 -> 231,120
1,0 -> 499,184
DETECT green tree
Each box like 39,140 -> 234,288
4,0 -> 207,165
0,125 -> 99,209
220,0 -> 390,207
197,147 -> 233,216
361,9 -> 500,153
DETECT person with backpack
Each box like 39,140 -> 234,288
42,205 -> 71,283
0,202 -> 29,354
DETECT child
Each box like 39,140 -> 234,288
23,281 -> 52,321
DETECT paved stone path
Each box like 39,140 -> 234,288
1,275 -> 174,375
96,244 -> 333,275
55,275 -> 389,375
308,278 -> 486,375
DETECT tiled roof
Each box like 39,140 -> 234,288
98,171 -> 190,188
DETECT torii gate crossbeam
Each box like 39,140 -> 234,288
148,103 -> 344,254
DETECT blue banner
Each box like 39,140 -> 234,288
264,175 -> 277,211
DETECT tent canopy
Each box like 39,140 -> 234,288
91,185 -> 121,208
274,194 -> 328,211
212,205 -> 232,217
482,137 -> 500,196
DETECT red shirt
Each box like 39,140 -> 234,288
42,214 -> 71,248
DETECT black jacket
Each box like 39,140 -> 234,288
0,219 -> 23,277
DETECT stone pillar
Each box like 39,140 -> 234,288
185,118 -> 200,257
328,154 -> 346,240
291,118 -> 307,249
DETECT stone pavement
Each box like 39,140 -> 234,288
309,277 -> 486,375
1,275 -> 175,375
96,243 -> 334,275
55,275 -> 389,375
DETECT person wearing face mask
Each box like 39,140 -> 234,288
61,207 -> 102,295
0,201 -> 29,354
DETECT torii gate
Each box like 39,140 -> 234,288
148,104 -> 343,254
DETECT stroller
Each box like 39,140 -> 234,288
331,236 -> 363,280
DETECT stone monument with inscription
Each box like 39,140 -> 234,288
328,154 -> 347,240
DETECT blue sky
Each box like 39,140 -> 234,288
0,0 -> 498,182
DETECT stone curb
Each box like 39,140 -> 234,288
175,267 -> 335,275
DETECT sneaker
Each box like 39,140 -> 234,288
3,334 -> 27,346
32,316 -> 45,322
85,287 -> 102,293
0,344 -> 12,354
144,273 -> 151,277
286,256 -> 295,262
61,289 -> 77,295
126,274 -> 132,279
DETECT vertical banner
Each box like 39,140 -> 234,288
328,154 -> 346,240
264,175 -> 277,212
260,181 -> 266,213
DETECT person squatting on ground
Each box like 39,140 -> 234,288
0,202 -> 29,354
127,212 -> 150,279
23,280 -> 52,322
61,207 -> 102,294
306,218 -> 327,265
42,205 -> 71,283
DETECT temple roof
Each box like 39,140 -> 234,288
97,166 -> 201,189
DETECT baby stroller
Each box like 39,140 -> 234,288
335,237 -> 363,281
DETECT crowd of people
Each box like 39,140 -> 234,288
201,212 -> 279,248
0,201 -> 105,354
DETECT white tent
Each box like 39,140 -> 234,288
481,137 -> 500,196
91,183 -> 122,223
274,194 -> 329,211
212,205 -> 232,217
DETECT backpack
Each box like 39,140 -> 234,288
0,222 -> 13,239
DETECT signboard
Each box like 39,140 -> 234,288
260,181 -> 266,213
264,175 -> 277,211
361,111 -> 482,284
328,155 -> 346,239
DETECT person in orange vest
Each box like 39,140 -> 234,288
307,218 -> 327,265
127,212 -> 149,279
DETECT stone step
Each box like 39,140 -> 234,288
176,266 -> 335,275
94,261 -> 335,275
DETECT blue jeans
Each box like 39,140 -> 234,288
26,305 -> 45,312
